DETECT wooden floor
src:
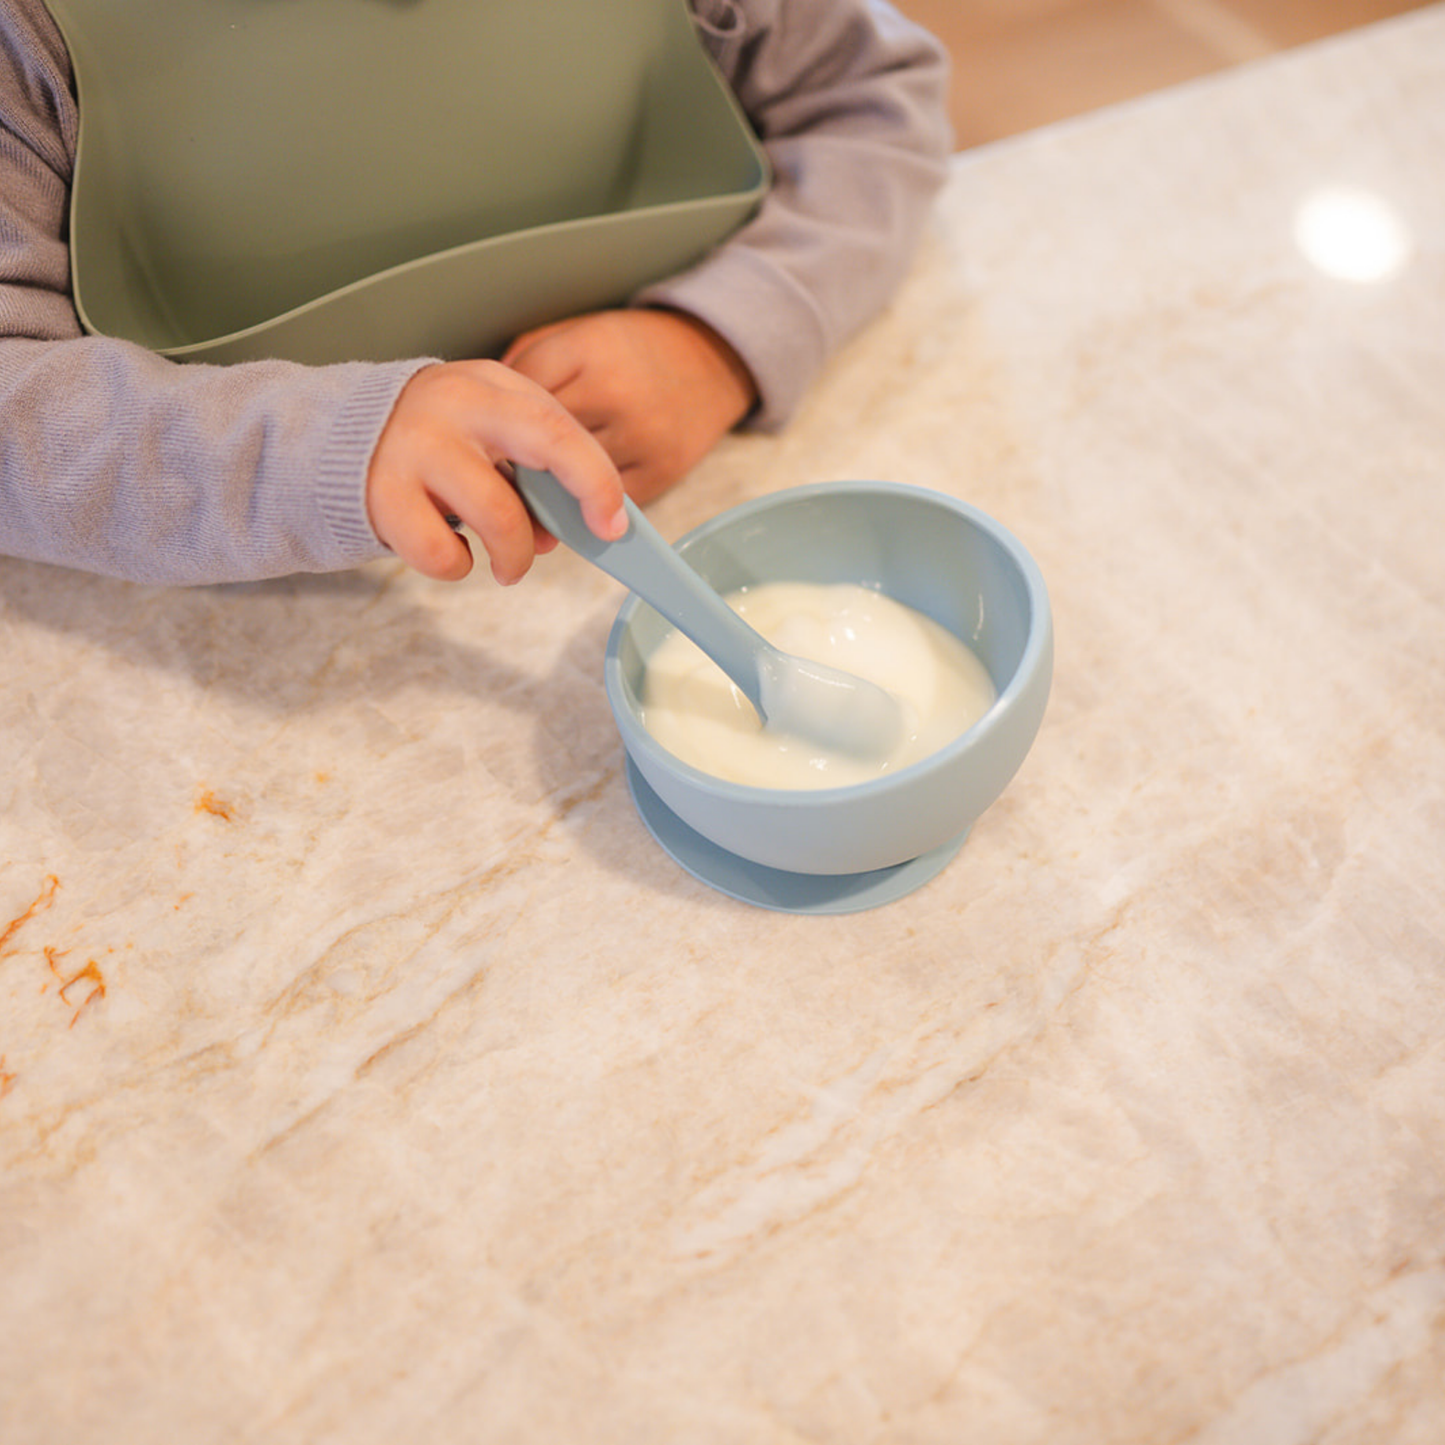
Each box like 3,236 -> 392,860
889,0 -> 1437,146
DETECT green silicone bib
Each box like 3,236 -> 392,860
45,0 -> 768,364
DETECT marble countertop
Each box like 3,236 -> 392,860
4,10 -> 1444,1441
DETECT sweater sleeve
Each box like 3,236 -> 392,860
636,0 -> 953,430
0,0 -> 427,586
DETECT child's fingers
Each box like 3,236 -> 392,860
467,364 -> 628,543
502,322 -> 606,427
372,482 -> 476,582
499,319 -> 582,377
432,461 -> 543,586
409,360 -> 626,544
366,361 -> 626,584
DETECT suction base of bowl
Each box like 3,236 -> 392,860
624,758 -> 969,915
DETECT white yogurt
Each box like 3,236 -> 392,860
639,581 -> 997,789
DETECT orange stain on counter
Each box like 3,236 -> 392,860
0,874 -> 59,958
195,788 -> 236,820
45,947 -> 107,1028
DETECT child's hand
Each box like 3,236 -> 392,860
366,359 -> 626,584
502,309 -> 758,505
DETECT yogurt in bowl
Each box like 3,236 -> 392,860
640,580 -> 998,790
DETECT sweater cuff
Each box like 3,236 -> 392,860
313,358 -> 435,566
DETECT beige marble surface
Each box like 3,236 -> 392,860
4,11 -> 1445,1442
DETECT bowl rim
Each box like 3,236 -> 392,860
603,480 -> 1052,807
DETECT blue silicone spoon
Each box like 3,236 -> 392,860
514,468 -> 904,758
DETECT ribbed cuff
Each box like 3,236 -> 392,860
313,358 -> 436,566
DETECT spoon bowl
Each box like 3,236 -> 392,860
514,468 -> 905,757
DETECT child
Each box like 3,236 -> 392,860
0,0 -> 950,587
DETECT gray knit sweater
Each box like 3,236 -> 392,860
0,0 -> 949,584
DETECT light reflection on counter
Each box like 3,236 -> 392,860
1293,185 -> 1412,283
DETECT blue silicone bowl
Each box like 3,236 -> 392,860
605,482 -> 1053,882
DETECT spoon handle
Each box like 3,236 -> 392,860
513,467 -> 768,714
